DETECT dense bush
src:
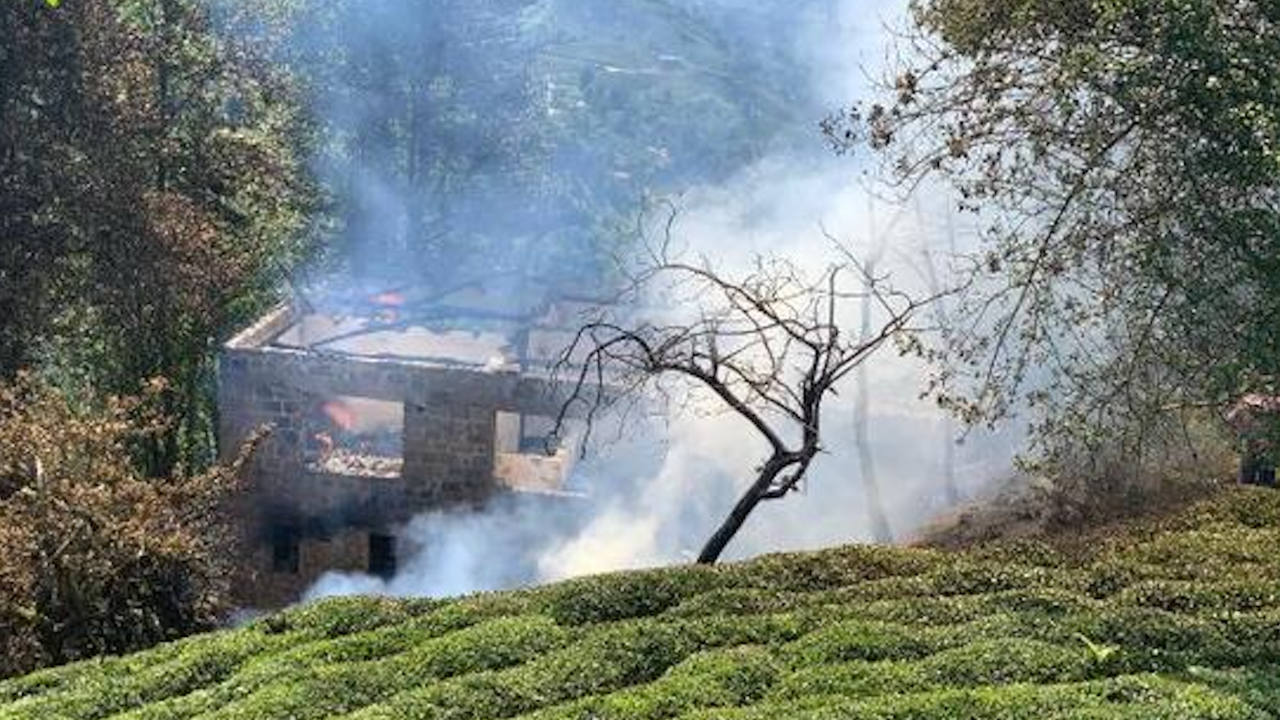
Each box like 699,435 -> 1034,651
1,488 -> 1279,719
0,376 -> 255,680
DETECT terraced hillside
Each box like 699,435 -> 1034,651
2,488 -> 1279,720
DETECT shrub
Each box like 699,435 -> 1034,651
0,376 -> 255,679
917,638 -> 1093,686
1065,607 -> 1237,673
717,546 -> 942,594
682,676 -> 1263,720
974,588 -> 1101,617
663,589 -> 807,619
1115,580 -> 1280,615
848,594 -> 991,626
535,568 -> 719,625
208,616 -> 570,720
523,647 -> 782,720
782,619 -> 936,666
921,561 -> 1053,596
264,597 -> 426,639
0,628 -> 299,720
2,487 -> 1280,719
768,659 -> 929,700
345,620 -> 701,720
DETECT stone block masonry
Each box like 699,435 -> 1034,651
218,303 -> 578,608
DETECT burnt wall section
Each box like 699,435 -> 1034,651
218,337 -> 567,607
219,347 -> 563,494
244,528 -> 373,610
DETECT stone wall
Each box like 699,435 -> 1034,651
218,339 -> 570,607
239,529 -> 377,609
219,346 -> 563,491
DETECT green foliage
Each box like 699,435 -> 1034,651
533,567 -> 720,625
782,619 -> 937,666
0,0 -> 317,473
838,0 -> 1280,481
1,488 -> 1279,718
258,0 -> 803,291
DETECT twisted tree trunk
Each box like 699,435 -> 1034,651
696,454 -> 790,564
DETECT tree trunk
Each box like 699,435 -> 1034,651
697,455 -> 789,564
855,253 -> 894,544
853,356 -> 892,542
938,199 -> 961,506
941,416 -> 960,505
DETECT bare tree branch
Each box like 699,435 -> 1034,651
551,218 -> 933,563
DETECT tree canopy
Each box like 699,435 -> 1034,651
0,0 -> 316,472
254,0 -> 805,290
829,0 -> 1280,465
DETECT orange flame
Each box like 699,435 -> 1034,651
322,400 -> 358,431
314,432 -> 335,459
372,291 -> 406,308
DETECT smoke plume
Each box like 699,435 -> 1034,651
303,0 -> 1021,602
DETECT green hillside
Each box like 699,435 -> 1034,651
3,488 -> 1279,720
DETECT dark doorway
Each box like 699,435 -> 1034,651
271,525 -> 301,575
369,533 -> 397,579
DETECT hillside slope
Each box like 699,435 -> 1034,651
2,488 -> 1279,719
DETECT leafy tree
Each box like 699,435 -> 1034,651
258,0 -> 554,287
828,0 -> 1280,471
0,374 -> 256,678
259,0 -> 804,291
0,0 -> 315,473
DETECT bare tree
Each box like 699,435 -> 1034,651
552,234 -> 931,564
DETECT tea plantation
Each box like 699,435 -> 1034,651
3,488 -> 1280,720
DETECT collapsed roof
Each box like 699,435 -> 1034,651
249,277 -> 605,371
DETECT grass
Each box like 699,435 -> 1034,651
2,487 -> 1279,719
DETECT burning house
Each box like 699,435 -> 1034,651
217,281 -> 592,607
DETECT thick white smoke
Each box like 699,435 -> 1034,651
308,0 -> 1020,602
